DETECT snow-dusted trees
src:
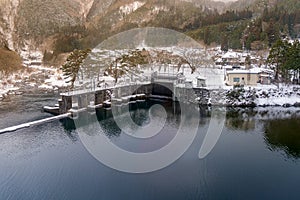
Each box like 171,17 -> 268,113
267,39 -> 300,83
267,39 -> 287,81
151,50 -> 195,73
183,48 -> 213,70
61,49 -> 91,88
63,47 -> 200,87
104,48 -> 196,83
104,49 -> 150,83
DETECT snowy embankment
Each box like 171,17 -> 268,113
0,50 -> 69,100
254,85 -> 300,106
210,85 -> 300,107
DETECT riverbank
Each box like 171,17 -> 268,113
0,68 -> 69,101
209,84 -> 300,107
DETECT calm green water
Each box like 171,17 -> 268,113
0,96 -> 300,200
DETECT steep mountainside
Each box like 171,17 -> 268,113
1,0 -> 229,52
1,0 -> 94,50
228,0 -> 300,14
0,0 -> 299,71
83,0 -> 229,47
0,0 -> 21,51
86,0 -> 116,20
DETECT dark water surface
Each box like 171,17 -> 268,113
0,96 -> 300,200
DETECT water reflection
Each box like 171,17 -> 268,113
63,100 -> 184,139
225,108 -> 256,131
264,118 -> 300,159
2,97 -> 300,199
59,100 -> 215,136
58,101 -> 300,160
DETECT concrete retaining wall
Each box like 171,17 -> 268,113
59,83 -> 210,114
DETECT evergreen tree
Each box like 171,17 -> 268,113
245,55 -> 251,69
221,35 -> 229,52
284,40 -> 300,83
267,39 -> 287,81
267,39 -> 300,83
203,27 -> 211,45
267,20 -> 279,46
61,49 -> 91,88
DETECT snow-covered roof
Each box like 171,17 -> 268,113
227,70 -> 250,74
260,74 -> 271,77
197,76 -> 206,80
224,65 -> 233,69
101,76 -> 116,82
227,69 -> 260,74
222,51 -> 240,59
249,67 -> 263,73
215,58 -> 223,62
226,67 -> 274,75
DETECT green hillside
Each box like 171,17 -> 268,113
186,0 -> 300,50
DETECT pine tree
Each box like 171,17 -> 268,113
267,39 -> 287,81
61,49 -> 91,88
245,55 -> 251,69
284,40 -> 300,83
221,35 -> 229,52
105,49 -> 149,83
203,27 -> 211,45
267,39 -> 300,83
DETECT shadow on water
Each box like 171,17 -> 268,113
264,118 -> 300,159
58,100 -> 215,140
59,118 -> 78,142
59,100 -> 184,138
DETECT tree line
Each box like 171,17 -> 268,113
267,39 -> 300,83
244,5 -> 300,50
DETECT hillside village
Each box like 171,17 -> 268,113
212,47 -> 273,86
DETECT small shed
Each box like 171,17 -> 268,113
196,76 -> 206,87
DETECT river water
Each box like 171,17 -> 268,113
0,95 -> 300,200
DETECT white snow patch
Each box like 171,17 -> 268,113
119,1 -> 145,16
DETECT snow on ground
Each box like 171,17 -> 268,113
2,45 -> 300,107
0,86 -> 19,99
197,68 -> 225,89
44,71 -> 70,88
256,95 -> 300,106
254,84 -> 300,106
27,64 -> 57,72
1,47 -> 69,99
84,46 -> 300,107
216,84 -> 300,107
119,1 -> 145,16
